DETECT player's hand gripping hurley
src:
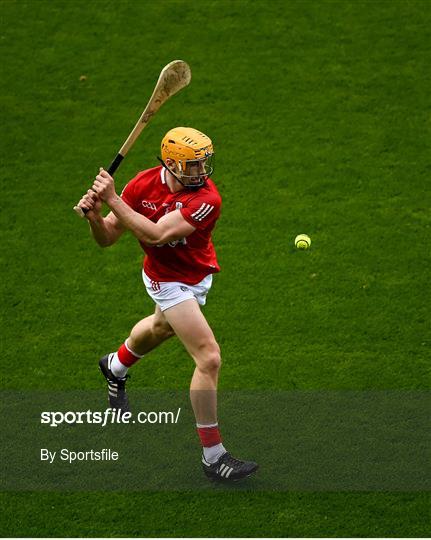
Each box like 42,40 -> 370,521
73,60 -> 192,217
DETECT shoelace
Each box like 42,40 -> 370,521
221,453 -> 243,469
108,374 -> 130,388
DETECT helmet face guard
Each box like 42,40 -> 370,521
158,154 -> 214,188
176,153 -> 214,187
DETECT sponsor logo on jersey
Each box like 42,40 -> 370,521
142,200 -> 157,211
167,237 -> 187,248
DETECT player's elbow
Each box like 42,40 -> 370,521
138,231 -> 162,246
142,237 -> 160,247
95,237 -> 114,248
94,229 -> 121,247
99,239 -> 114,248
142,235 -> 175,247
91,220 -> 123,248
139,225 -> 168,246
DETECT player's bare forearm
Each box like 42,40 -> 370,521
106,194 -> 162,244
91,169 -> 158,244
87,214 -> 121,247
106,194 -> 195,245
92,169 -> 195,245
76,182 -> 124,247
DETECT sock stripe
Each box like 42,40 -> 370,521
124,339 -> 143,359
117,343 -> 141,368
197,425 -> 222,447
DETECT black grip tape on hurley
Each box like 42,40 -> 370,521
81,153 -> 124,215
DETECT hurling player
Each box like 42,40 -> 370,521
77,127 -> 258,482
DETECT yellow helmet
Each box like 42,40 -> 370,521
160,127 -> 214,187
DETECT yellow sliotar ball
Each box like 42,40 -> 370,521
295,234 -> 311,250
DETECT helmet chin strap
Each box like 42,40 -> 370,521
157,157 -> 205,188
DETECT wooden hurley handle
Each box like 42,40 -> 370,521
73,154 -> 124,217
73,60 -> 191,218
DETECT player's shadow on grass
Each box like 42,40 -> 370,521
200,473 -> 262,491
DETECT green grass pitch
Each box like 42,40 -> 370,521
1,0 -> 430,536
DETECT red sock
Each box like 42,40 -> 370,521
197,424 -> 222,447
117,342 -> 141,367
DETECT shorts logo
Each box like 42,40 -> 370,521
142,200 -> 157,211
150,280 -> 161,292
180,286 -> 189,292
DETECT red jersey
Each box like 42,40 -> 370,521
121,165 -> 221,285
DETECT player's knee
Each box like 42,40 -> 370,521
152,318 -> 174,340
197,341 -> 221,373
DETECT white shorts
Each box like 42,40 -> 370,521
142,271 -> 213,312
